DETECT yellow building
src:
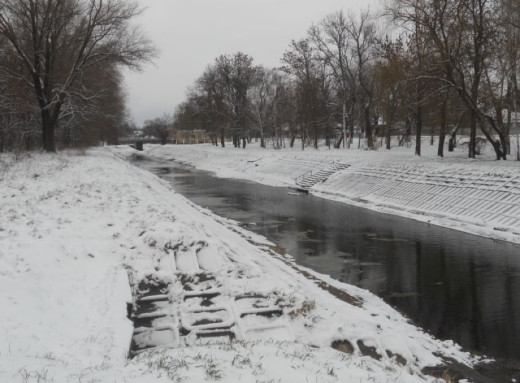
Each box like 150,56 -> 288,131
171,130 -> 210,144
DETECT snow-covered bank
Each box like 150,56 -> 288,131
145,141 -> 520,244
1,148 -> 479,382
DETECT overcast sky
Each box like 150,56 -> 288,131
125,0 -> 382,126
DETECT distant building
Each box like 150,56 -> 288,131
171,130 -> 209,144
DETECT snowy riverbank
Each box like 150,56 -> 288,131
0,148 -> 481,382
145,140 -> 520,245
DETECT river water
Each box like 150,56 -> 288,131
135,157 -> 520,362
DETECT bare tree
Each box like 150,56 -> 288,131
193,53 -> 257,148
143,114 -> 172,145
282,39 -> 324,149
194,67 -> 228,147
491,0 -> 520,155
389,0 -> 508,159
172,100 -> 204,143
214,52 -> 258,148
249,67 -> 283,148
271,78 -> 297,148
374,36 -> 410,150
58,62 -> 128,147
310,11 -> 355,148
345,10 -> 378,150
0,0 -> 155,152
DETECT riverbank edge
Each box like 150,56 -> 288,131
1,148 -> 493,382
144,143 -> 520,246
123,146 -> 520,382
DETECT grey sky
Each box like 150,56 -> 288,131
125,0 -> 380,126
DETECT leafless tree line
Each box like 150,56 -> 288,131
143,114 -> 172,145
173,1 -> 520,159
0,0 -> 155,152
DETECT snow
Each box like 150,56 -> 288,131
143,138 -> 520,244
0,147 -> 480,382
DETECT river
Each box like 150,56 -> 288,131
134,157 -> 520,363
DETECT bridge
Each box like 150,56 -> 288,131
119,137 -> 162,151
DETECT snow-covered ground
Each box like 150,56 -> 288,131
0,148 -> 480,382
145,138 -> 520,244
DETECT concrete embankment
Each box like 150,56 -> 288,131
314,160 -> 520,243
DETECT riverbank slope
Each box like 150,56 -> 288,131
145,141 -> 520,244
1,148 -> 476,382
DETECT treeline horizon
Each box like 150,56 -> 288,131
171,0 -> 520,160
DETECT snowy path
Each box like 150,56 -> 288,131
0,148 -> 487,382
145,141 -> 520,244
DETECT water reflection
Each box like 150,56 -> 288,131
141,162 -> 520,361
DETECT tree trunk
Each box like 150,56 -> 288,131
415,105 -> 422,156
476,114 -> 506,160
385,102 -> 392,150
334,134 -> 343,149
347,99 -> 355,148
438,99 -> 447,157
342,101 -> 347,148
469,111 -> 477,158
448,127 -> 457,152
0,117 -> 7,153
399,116 -> 412,147
41,109 -> 57,152
313,119 -> 318,149
42,123 -> 56,152
301,125 -> 305,150
517,135 -> 520,161
364,106 -> 374,149
349,121 -> 354,148
510,84 -> 516,155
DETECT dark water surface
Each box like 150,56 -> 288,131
136,158 -> 520,362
